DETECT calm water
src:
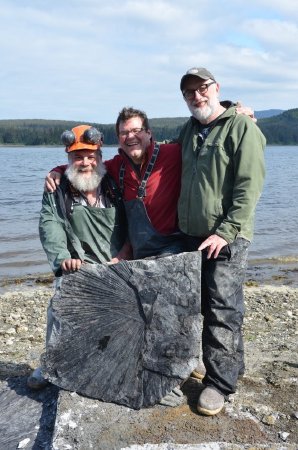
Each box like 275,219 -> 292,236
0,145 -> 297,280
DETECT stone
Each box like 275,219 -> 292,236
261,414 -> 277,425
42,252 -> 202,409
17,438 -> 31,448
278,431 -> 290,441
0,377 -> 59,450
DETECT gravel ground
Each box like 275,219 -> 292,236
0,269 -> 297,449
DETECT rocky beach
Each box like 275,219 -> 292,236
0,259 -> 297,450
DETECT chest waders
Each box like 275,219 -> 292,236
55,175 -> 126,266
119,143 -> 184,259
70,204 -> 126,264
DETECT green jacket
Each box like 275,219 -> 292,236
39,175 -> 127,276
177,106 -> 266,243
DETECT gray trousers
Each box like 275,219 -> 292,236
183,236 -> 250,396
46,278 -> 62,347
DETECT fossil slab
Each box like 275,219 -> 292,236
41,252 -> 201,409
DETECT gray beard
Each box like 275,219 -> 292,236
65,161 -> 107,192
188,96 -> 219,123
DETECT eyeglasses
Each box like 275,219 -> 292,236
118,127 -> 146,137
183,81 -> 216,100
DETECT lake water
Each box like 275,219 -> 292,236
0,145 -> 298,280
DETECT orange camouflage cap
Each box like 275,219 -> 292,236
61,125 -> 103,153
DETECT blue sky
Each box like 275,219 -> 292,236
1,0 -> 297,123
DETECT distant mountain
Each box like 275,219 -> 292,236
255,109 -> 284,119
257,108 -> 298,145
150,109 -> 285,125
0,109 -> 297,145
150,109 -> 298,144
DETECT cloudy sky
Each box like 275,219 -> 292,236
1,0 -> 297,123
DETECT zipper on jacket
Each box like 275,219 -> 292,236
186,146 -> 199,231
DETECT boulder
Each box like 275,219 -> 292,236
42,252 -> 201,409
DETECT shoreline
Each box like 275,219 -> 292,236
0,264 -> 297,447
1,255 -> 298,293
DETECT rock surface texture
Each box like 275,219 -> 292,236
42,253 -> 202,409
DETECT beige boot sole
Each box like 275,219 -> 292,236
197,403 -> 224,416
191,369 -> 205,380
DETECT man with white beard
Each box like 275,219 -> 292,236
28,125 -> 129,389
39,124 -> 130,276
177,68 -> 266,416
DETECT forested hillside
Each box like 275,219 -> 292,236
256,109 -> 298,145
0,119 -> 118,146
0,109 -> 297,146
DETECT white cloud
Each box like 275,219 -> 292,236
0,0 -> 297,121
100,0 -> 182,22
249,0 -> 298,20
243,19 -> 298,53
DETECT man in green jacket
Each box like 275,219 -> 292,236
28,124 -> 129,389
178,67 -> 266,416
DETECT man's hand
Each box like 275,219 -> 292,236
107,241 -> 133,265
235,101 -> 257,123
198,234 -> 228,259
107,257 -> 121,265
61,258 -> 82,273
44,171 -> 62,192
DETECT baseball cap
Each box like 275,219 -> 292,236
180,67 -> 216,91
61,125 -> 103,153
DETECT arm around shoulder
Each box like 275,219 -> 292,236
44,165 -> 67,192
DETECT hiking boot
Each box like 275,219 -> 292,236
191,360 -> 206,380
197,386 -> 225,416
27,367 -> 49,390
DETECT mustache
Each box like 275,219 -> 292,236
77,167 -> 94,172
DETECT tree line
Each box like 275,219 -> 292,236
255,109 -> 298,145
0,119 -> 118,146
0,109 -> 297,146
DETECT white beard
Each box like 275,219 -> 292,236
188,95 -> 219,123
65,161 -> 107,192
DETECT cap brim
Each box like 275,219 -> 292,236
66,143 -> 100,152
180,73 -> 210,91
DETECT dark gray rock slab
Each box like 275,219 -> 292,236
0,377 -> 58,450
42,252 -> 201,409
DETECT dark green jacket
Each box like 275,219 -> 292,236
39,174 -> 127,276
177,107 -> 266,243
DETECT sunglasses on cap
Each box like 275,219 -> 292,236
61,127 -> 104,147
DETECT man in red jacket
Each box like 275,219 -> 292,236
106,107 -> 184,259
